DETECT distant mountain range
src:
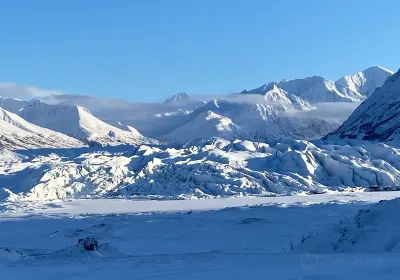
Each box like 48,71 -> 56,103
241,66 -> 393,103
0,66 -> 395,149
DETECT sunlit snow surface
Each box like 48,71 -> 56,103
1,192 -> 400,279
1,138 -> 400,201
2,139 -> 400,279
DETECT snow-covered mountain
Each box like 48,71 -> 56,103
336,66 -> 394,98
244,77 -> 357,103
42,93 -> 205,138
162,98 -> 340,143
262,85 -> 313,110
0,106 -> 85,150
326,69 -> 400,141
162,111 -> 247,143
163,92 -> 191,103
17,100 -> 154,146
242,66 -> 393,103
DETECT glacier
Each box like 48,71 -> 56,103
1,138 -> 400,202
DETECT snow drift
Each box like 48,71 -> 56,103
296,197 -> 400,253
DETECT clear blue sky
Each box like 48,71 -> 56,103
0,0 -> 399,102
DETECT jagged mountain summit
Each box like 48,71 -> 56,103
326,68 -> 400,141
336,66 -> 394,98
17,100 -> 155,146
242,66 -> 393,103
0,106 -> 85,150
262,85 -> 313,110
163,92 -> 191,103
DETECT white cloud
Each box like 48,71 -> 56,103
285,102 -> 360,122
0,83 -> 64,100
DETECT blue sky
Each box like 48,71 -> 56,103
0,0 -> 399,102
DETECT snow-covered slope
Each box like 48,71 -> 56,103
262,85 -> 313,110
296,197 -> 400,253
282,76 -> 358,103
336,66 -> 394,98
326,69 -> 400,141
0,107 -> 85,150
243,66 -> 393,103
3,138 -> 400,201
48,93 -> 205,138
162,111 -> 247,143
17,100 -> 154,146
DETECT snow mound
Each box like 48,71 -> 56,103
0,106 -> 85,150
296,198 -> 400,253
51,237 -> 124,259
326,68 -> 400,141
3,139 -> 400,201
0,247 -> 31,261
0,149 -> 26,162
18,100 -> 156,146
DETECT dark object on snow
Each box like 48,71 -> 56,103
239,218 -> 267,224
78,237 -> 98,251
367,185 -> 400,192
187,210 -> 193,214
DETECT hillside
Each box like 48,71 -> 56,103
0,106 -> 85,150
326,69 -> 400,141
18,100 -> 153,146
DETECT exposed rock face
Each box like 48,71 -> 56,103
78,237 -> 99,251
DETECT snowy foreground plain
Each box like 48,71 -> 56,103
2,192 -> 400,279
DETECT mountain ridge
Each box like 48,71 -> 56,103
325,68 -> 400,141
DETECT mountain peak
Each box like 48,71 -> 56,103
336,65 -> 394,98
164,92 -> 190,103
326,67 -> 400,141
363,65 -> 394,75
